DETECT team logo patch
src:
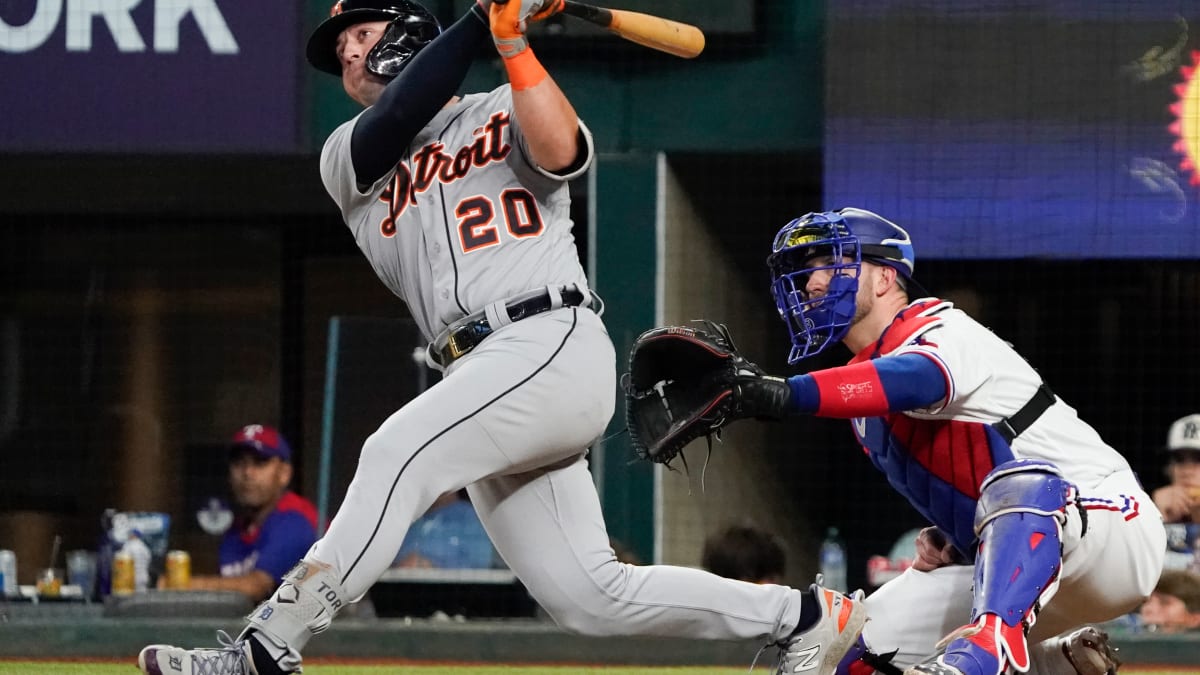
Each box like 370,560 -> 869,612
258,606 -> 274,620
169,655 -> 182,671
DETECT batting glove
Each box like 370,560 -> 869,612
490,0 -> 531,58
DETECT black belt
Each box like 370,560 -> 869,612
432,286 -> 589,367
992,383 -> 1056,444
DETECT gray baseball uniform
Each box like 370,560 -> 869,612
135,7 -> 827,674
309,83 -> 808,644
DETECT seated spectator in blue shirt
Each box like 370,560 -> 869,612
394,489 -> 497,569
180,424 -> 318,601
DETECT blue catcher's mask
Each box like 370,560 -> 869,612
767,208 -> 917,363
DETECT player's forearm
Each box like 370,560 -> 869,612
186,570 -> 275,602
787,352 -> 948,417
511,72 -> 582,172
352,9 -> 490,183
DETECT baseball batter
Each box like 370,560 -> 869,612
732,208 -> 1167,675
137,2 -> 866,674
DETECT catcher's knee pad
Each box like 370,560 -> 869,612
244,559 -> 348,653
969,460 -> 1074,665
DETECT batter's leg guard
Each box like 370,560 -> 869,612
909,460 -> 1074,675
239,559 -> 349,672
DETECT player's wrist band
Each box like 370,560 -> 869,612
503,49 -> 547,91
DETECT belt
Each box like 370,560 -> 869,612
992,383 -> 1056,444
431,285 -> 590,368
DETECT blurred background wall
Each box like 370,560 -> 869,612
1,0 -> 1198,594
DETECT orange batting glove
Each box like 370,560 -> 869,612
490,0 -> 549,90
490,0 -> 529,58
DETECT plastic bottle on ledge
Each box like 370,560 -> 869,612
819,527 -> 848,592
123,530 -> 152,592
95,508 -> 117,598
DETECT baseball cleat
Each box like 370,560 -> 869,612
138,630 -> 267,675
774,581 -> 868,675
903,662 -> 963,675
1061,626 -> 1121,675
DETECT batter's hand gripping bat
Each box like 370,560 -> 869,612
559,0 -> 705,59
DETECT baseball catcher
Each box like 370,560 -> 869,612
623,321 -> 792,467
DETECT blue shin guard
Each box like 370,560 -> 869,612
942,460 -> 1074,675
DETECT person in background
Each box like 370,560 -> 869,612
1153,414 -> 1200,571
1139,569 -> 1200,633
393,489 -> 496,569
177,425 -> 317,603
701,523 -> 786,585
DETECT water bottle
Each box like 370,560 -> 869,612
819,527 -> 848,592
123,530 -> 152,592
96,508 -> 117,598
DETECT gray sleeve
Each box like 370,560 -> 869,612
508,114 -> 596,183
320,113 -> 394,211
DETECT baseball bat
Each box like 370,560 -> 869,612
559,0 -> 705,59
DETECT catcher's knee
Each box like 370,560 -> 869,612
974,459 -> 1072,532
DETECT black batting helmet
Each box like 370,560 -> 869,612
306,0 -> 442,79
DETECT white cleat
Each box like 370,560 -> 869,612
137,631 -> 265,675
774,583 -> 868,675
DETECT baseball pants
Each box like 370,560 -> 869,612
310,307 -> 806,642
862,469 -> 1165,673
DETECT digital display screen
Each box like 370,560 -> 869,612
0,0 -> 299,153
825,2 -> 1200,258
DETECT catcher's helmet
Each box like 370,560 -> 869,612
306,0 -> 441,79
767,208 -> 919,363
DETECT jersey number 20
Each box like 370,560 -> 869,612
456,189 -> 544,253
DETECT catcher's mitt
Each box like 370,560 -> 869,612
622,321 -> 779,467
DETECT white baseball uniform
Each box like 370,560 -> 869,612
848,300 -> 1166,672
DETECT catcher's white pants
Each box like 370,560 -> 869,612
305,307 -> 804,643
862,469 -> 1165,673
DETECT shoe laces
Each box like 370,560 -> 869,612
193,630 -> 250,675
745,585 -> 865,674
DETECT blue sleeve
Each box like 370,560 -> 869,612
252,512 -> 318,583
874,352 -> 948,410
352,8 -> 490,186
